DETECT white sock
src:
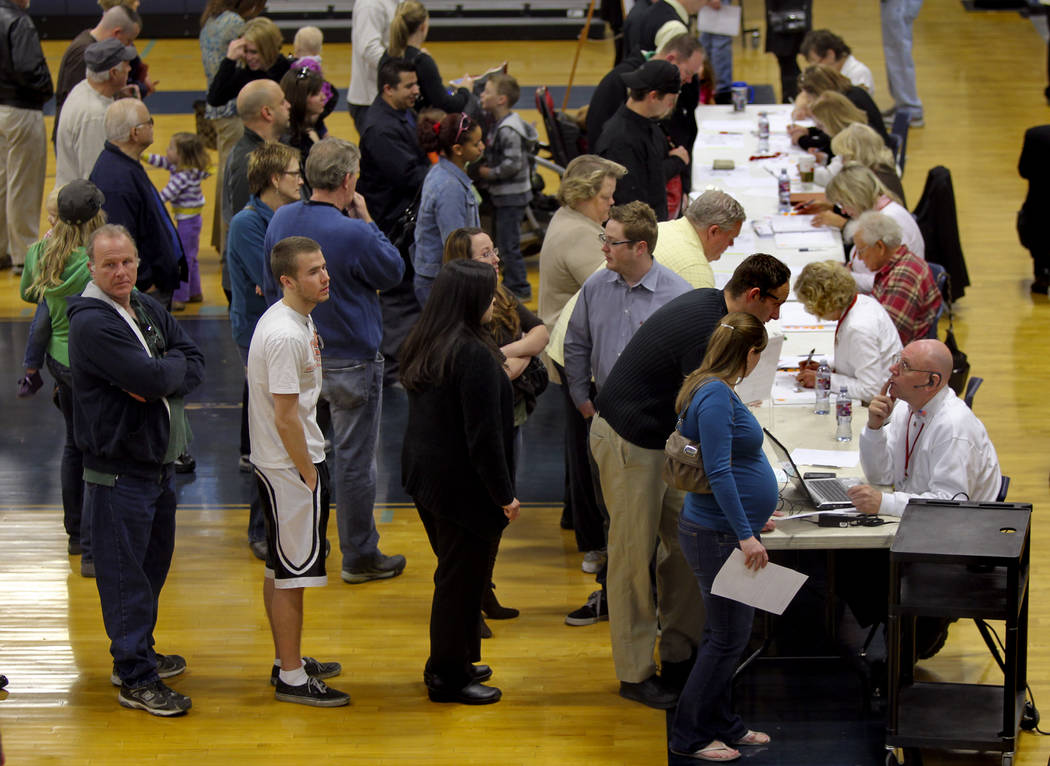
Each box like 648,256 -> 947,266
278,663 -> 309,686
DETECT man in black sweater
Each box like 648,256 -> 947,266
594,60 -> 688,222
586,254 -> 790,710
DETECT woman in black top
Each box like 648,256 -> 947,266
443,227 -> 549,631
793,64 -> 891,149
206,16 -> 291,108
279,66 -> 330,194
400,259 -> 521,705
381,0 -> 477,116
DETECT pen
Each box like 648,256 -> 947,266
798,248 -> 813,252
804,348 -> 816,366
763,166 -> 778,178
718,131 -> 743,135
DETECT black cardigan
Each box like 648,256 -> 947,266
401,338 -> 515,539
207,54 -> 291,108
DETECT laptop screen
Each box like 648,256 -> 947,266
763,428 -> 808,497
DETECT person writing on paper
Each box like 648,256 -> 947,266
669,312 -> 776,764
792,260 -> 901,404
847,339 -> 1002,517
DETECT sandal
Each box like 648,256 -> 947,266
670,740 -> 741,762
733,729 -> 771,746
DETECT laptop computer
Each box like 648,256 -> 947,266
763,428 -> 855,511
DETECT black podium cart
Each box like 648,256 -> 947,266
885,499 -> 1032,766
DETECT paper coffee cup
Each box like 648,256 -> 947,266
799,154 -> 815,184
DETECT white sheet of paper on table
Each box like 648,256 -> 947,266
771,372 -> 817,404
696,4 -> 741,35
777,301 -> 832,327
774,230 -> 839,249
771,215 -> 817,233
722,230 -> 757,255
711,548 -> 809,615
699,119 -> 753,133
735,335 -> 783,404
789,448 -> 860,468
703,133 -> 748,148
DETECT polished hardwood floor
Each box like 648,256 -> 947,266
1,0 -> 1049,762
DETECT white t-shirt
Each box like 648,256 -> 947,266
247,300 -> 326,469
840,54 -> 875,97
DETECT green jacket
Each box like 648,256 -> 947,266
20,239 -> 91,368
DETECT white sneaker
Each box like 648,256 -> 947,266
581,549 -> 607,574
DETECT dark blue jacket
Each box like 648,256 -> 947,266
357,96 -> 430,233
262,200 -> 404,360
226,194 -> 273,349
67,288 -> 205,478
90,142 -> 185,293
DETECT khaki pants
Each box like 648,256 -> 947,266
0,105 -> 46,266
209,114 -> 244,253
589,414 -> 704,683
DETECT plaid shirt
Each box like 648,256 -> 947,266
872,247 -> 943,345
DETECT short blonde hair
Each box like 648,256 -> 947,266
557,154 -> 627,208
830,123 -> 895,169
810,91 -> 866,137
242,17 -> 284,70
794,260 -> 857,319
825,162 -> 887,213
293,26 -> 323,57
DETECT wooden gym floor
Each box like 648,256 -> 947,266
1,0 -> 1049,763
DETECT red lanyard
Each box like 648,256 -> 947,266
903,412 -> 925,480
834,294 -> 858,343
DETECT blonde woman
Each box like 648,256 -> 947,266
793,260 -> 902,403
827,123 -> 905,205
206,16 -> 290,109
19,181 -> 107,570
669,312 -> 775,763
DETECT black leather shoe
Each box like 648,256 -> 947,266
619,674 -> 679,709
471,664 -> 493,683
174,453 -> 196,474
428,682 -> 501,705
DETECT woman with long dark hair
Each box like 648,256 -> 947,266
412,112 -> 484,305
279,66 -> 330,191
400,259 -> 520,705
669,312 -> 776,763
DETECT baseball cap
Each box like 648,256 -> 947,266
57,180 -> 106,226
84,38 -> 137,73
622,60 -> 682,94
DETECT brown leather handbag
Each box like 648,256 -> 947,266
661,378 -> 725,494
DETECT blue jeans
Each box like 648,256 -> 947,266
670,518 -> 754,752
87,466 -> 176,687
321,354 -> 383,570
492,204 -> 530,297
881,0 -> 924,116
701,31 -> 734,96
53,367 -> 86,556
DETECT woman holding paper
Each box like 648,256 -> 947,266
669,312 -> 777,763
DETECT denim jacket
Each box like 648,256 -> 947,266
412,157 -> 480,279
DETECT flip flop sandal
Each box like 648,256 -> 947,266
671,740 -> 741,762
733,730 -> 771,746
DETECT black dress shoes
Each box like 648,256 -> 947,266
619,674 -> 679,709
470,664 -> 493,683
428,682 -> 502,705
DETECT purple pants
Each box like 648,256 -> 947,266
173,214 -> 202,302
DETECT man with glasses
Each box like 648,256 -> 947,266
848,339 -> 1001,517
574,253 -> 790,709
90,99 -> 183,312
67,224 -> 204,716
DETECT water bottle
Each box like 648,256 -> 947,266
777,168 -> 791,213
836,386 -> 853,442
757,111 -> 770,153
814,362 -> 831,414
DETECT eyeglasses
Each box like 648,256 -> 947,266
453,112 -> 472,145
474,248 -> 500,261
133,117 -> 154,129
281,169 -> 302,177
891,352 -> 939,377
598,232 -> 636,247
760,290 -> 787,306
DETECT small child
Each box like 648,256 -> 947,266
17,188 -> 61,397
147,132 -> 211,308
477,73 -> 536,301
292,25 -> 337,116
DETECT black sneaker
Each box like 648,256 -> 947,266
565,589 -> 608,626
274,675 -> 350,707
619,674 -> 678,709
174,452 -> 196,474
341,552 -> 406,583
269,657 -> 341,686
118,679 -> 191,716
111,653 -> 186,686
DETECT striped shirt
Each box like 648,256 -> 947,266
872,246 -> 943,345
147,155 -> 210,218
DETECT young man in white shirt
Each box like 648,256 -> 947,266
247,235 -> 346,707
800,28 -> 876,96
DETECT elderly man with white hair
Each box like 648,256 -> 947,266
89,98 -> 184,309
652,189 -> 746,289
852,210 -> 942,345
55,38 -> 139,188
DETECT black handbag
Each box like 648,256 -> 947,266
514,355 -> 549,415
388,186 -> 423,254
768,8 -> 808,34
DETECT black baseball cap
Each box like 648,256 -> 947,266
622,60 -> 681,94
58,180 -> 105,226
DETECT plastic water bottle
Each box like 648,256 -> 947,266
757,111 -> 770,153
836,387 -> 853,442
777,168 -> 791,213
814,362 -> 831,414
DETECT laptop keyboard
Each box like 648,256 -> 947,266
809,478 -> 851,503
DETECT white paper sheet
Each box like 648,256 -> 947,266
789,448 -> 860,468
770,371 -> 816,404
696,4 -> 741,36
711,549 -> 808,615
770,214 -> 817,233
773,230 -> 839,249
735,335 -> 783,404
777,301 -> 833,328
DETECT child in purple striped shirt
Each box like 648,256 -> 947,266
147,132 -> 211,308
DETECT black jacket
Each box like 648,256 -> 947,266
628,0 -> 681,58
401,339 -> 514,540
1018,125 -> 1050,253
90,142 -> 185,293
358,96 -> 430,233
379,46 -> 473,115
913,166 -> 969,301
67,290 -> 205,478
595,103 -> 684,221
206,55 -> 291,108
222,127 -> 265,228
0,0 -> 53,110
